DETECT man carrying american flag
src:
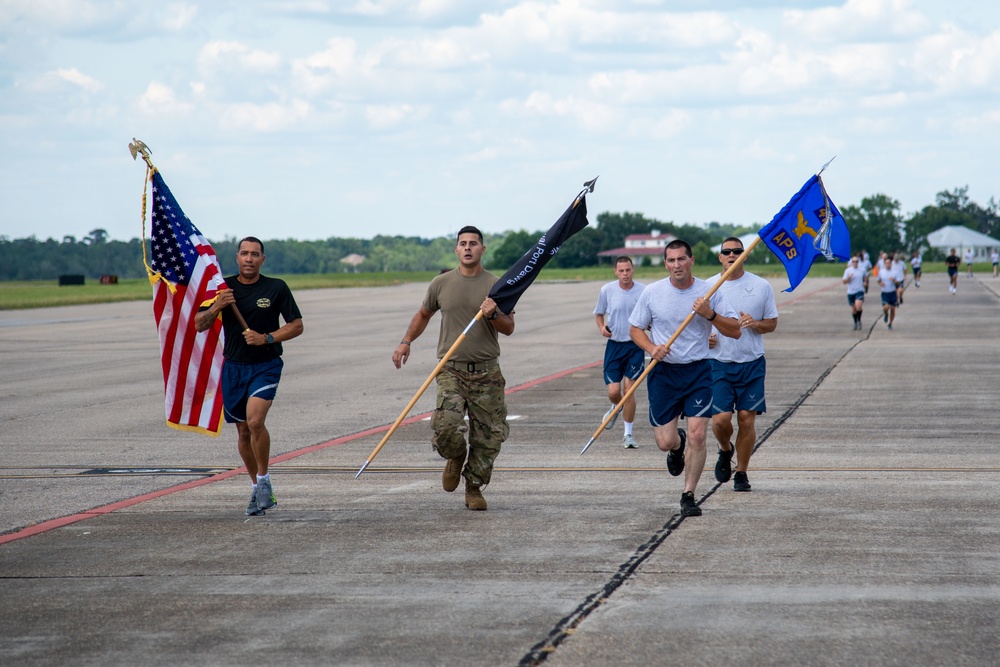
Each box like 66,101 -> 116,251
195,237 -> 303,517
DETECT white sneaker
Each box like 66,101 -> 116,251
622,433 -> 638,449
603,406 -> 619,431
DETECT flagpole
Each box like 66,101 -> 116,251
580,236 -> 762,455
131,138 -> 250,332
355,311 -> 485,478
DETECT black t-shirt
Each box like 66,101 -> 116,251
946,254 -> 961,269
218,275 -> 302,363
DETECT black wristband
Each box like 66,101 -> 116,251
708,310 -> 717,321
400,340 -> 411,346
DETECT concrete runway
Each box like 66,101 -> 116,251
2,271 -> 999,666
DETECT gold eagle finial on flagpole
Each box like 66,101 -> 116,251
129,138 -> 155,170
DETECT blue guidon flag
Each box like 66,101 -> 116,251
759,174 -> 851,291
488,182 -> 593,314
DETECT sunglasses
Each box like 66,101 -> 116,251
720,248 -> 744,256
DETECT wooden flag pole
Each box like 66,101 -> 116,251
131,138 -> 249,332
355,310 -> 486,478
580,236 -> 763,455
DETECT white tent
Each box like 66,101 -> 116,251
925,226 -> 1000,260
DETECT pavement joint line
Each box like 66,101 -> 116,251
976,277 -> 1000,300
519,303 -> 869,666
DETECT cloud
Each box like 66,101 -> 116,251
364,103 -> 426,128
500,90 -> 620,132
292,38 -> 365,93
225,99 -> 313,131
34,67 -> 103,93
162,3 -> 198,31
377,35 -> 490,69
911,26 -> 1000,90
0,0 -> 200,39
137,81 -> 194,116
198,41 -> 283,75
783,0 -> 930,42
476,2 -> 739,54
0,0 -> 107,34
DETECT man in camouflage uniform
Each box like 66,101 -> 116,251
392,226 -> 514,511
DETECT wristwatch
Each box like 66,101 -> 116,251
265,333 -> 274,345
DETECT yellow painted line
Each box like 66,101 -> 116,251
5,466 -> 998,480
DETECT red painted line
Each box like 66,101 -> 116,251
0,469 -> 245,545
0,360 -> 602,545
505,360 -> 603,393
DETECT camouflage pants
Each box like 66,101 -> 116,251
432,365 -> 509,487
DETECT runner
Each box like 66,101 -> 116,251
594,256 -> 646,449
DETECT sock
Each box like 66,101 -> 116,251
257,473 -> 270,484
624,421 -> 633,436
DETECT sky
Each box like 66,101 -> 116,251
2,0 -> 999,244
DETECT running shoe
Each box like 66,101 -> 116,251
603,406 -> 619,431
246,488 -> 265,516
734,471 -> 752,492
715,444 -> 734,483
666,428 -> 686,476
622,433 -> 638,449
680,491 -> 702,517
256,478 -> 277,511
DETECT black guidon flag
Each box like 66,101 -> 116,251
488,183 -> 593,315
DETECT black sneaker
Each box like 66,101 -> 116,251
734,471 -> 752,492
680,491 -> 701,516
666,428 -> 686,477
715,444 -> 734,483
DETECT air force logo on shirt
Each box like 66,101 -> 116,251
256,298 -> 271,309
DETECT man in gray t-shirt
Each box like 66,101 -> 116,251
629,240 -> 742,517
594,256 -> 646,449
707,237 -> 779,493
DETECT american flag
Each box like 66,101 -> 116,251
148,170 -> 227,436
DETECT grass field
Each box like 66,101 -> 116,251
0,261 -> 956,310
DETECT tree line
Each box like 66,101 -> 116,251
2,186 -> 996,281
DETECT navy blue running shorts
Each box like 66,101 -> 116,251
603,339 -> 645,385
710,356 -> 766,416
221,357 -> 283,423
646,359 -> 712,426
